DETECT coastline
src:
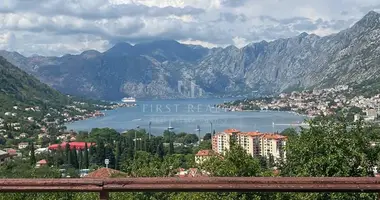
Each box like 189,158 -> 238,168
64,102 -> 137,124
65,98 -> 308,133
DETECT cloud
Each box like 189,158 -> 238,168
220,0 -> 248,7
0,0 -> 379,56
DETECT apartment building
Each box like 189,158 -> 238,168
212,129 -> 287,162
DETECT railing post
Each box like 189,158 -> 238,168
99,191 -> 109,200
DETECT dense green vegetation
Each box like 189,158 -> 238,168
351,77 -> 380,98
46,128 -> 201,172
0,56 -> 112,115
0,56 -> 119,150
0,56 -> 69,112
0,116 -> 379,199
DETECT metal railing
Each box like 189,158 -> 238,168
1,177 -> 380,200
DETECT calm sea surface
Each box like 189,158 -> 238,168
66,98 -> 307,136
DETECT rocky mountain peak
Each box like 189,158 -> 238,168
353,10 -> 380,29
106,42 -> 133,56
80,50 -> 101,59
1,12 -> 380,100
298,32 -> 309,38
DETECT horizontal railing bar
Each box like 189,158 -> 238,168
0,186 -> 103,192
103,177 -> 380,184
0,178 -> 379,193
0,179 -> 103,186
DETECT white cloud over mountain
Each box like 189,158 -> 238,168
0,0 -> 379,56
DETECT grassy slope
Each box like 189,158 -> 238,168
0,56 -> 69,112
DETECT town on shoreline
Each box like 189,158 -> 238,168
217,85 -> 380,122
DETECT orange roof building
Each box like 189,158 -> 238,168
195,150 -> 216,156
35,159 -> 48,168
84,168 -> 127,178
195,150 -> 220,165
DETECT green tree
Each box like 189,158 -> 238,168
89,128 -> 119,143
71,147 -> 79,169
163,130 -> 176,143
156,142 -> 165,159
115,141 -> 121,170
65,143 -> 71,165
202,141 -> 261,177
57,145 -> 65,166
169,141 -> 174,155
184,134 -> 199,144
281,117 -> 379,199
29,142 -> 36,166
95,140 -> 106,166
193,140 -> 212,153
280,127 -> 298,138
78,149 -> 83,169
203,133 -> 212,141
127,151 -> 162,177
84,142 -> 89,169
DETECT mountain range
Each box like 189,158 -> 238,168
1,11 -> 380,100
0,56 -> 70,113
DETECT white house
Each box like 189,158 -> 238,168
18,142 -> 29,149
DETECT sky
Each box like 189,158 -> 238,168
0,0 -> 379,56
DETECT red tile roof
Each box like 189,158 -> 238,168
262,134 -> 287,140
84,168 -> 127,178
196,150 -> 216,156
242,131 -> 263,137
37,159 -> 47,164
48,142 -> 95,150
7,149 -> 17,155
224,129 -> 240,134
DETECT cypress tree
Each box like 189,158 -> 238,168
57,145 -> 64,166
65,143 -> 70,164
72,146 -> 79,169
29,142 -> 36,166
115,141 -> 121,170
120,139 -> 129,164
84,143 -> 89,169
96,140 -> 106,165
169,141 -> 174,155
268,154 -> 275,169
68,148 -> 73,167
156,142 -> 164,159
78,149 -> 83,169
126,137 -> 134,160
89,145 -> 97,165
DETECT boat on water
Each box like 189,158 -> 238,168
122,97 -> 136,103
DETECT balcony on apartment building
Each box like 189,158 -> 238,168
2,177 -> 380,200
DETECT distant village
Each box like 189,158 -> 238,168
218,85 -> 380,122
0,100 -> 136,160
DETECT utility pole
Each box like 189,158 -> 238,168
209,121 -> 213,135
168,121 -> 174,148
135,125 -> 140,156
148,121 -> 152,140
134,130 -> 137,153
196,125 -> 201,145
